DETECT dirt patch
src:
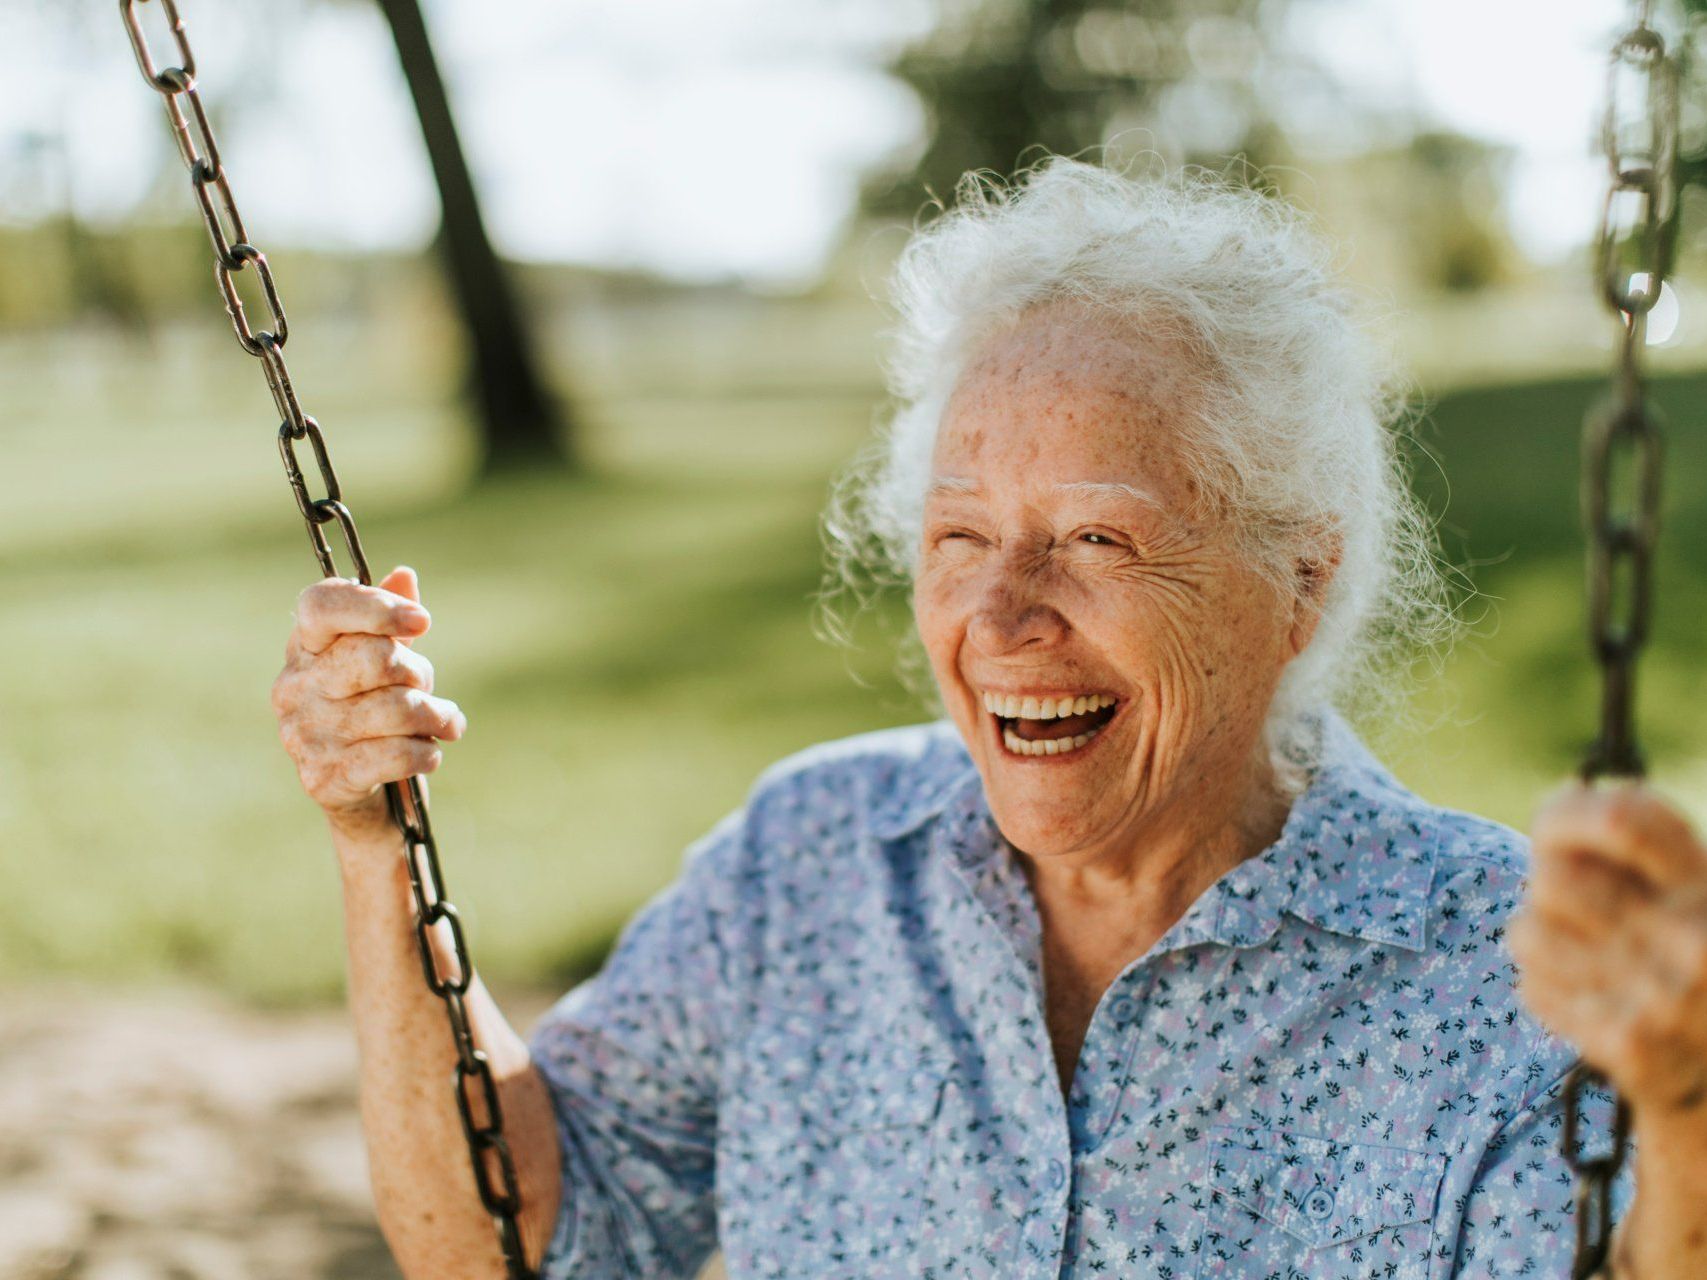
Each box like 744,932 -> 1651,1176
1,985 -> 724,1279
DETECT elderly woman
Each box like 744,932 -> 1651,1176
270,159 -> 1707,1279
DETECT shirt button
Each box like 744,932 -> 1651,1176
1045,1158 -> 1067,1190
1303,1187 -> 1335,1221
1109,995 -> 1138,1023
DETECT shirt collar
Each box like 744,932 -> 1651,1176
897,710 -> 1438,954
1209,711 -> 1439,953
867,719 -> 989,841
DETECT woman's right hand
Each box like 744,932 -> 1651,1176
270,565 -> 467,840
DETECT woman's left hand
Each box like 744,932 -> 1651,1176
1510,779 -> 1707,1120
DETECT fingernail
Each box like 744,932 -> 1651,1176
400,607 -> 430,627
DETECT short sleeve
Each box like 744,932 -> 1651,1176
1448,1055 -> 1638,1278
526,804 -> 759,1279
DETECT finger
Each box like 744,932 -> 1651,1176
317,634 -> 435,699
294,576 -> 430,655
1526,849 -> 1653,942
335,735 -> 444,799
378,566 -> 425,648
1634,902 -> 1707,999
1532,779 -> 1706,893
1509,907 -> 1644,992
1509,910 -> 1638,1042
379,564 -> 420,606
337,687 -> 466,744
1511,906 -> 1707,1110
1510,900 -> 1698,1021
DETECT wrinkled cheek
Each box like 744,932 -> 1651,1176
912,577 -> 969,649
1143,633 -> 1217,743
911,580 -> 968,693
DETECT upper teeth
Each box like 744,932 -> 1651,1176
981,692 -> 1117,720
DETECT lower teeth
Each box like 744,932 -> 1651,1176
1001,723 -> 1103,757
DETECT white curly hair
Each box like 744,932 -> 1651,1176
819,156 -> 1459,788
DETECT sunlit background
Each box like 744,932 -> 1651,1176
4,0 -> 1706,1275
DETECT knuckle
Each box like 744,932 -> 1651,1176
387,644 -> 426,689
1685,936 -> 1707,992
328,754 -> 363,800
396,690 -> 431,732
392,736 -> 433,778
322,631 -> 360,662
423,698 -> 452,734
1505,916 -> 1535,963
303,756 -> 336,800
270,674 -> 293,719
1622,1022 -> 1660,1071
295,580 -> 332,622
1603,787 -> 1643,837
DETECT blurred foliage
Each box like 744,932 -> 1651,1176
863,0 -> 1525,296
864,0 -> 1292,212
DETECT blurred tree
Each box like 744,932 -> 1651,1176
1669,2 -> 1707,265
862,0 -> 1296,214
1366,131 -> 1520,293
373,0 -> 574,476
1405,133 -> 1519,292
862,0 -> 1536,297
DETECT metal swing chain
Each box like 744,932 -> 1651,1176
117,3 -> 536,1275
1564,0 -> 1678,1276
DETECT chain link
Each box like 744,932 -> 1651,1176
118,4 -> 535,1274
1564,2 -> 1678,1276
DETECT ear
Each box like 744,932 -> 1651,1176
1286,532 -> 1343,658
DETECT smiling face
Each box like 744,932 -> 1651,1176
913,303 -> 1317,869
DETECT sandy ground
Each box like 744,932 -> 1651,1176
1,985 -> 725,1280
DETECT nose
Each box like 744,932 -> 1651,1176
965,556 -> 1070,656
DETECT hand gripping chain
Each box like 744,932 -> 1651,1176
1565,1 -> 1677,1276
118,3 -> 536,1274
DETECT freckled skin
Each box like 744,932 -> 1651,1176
912,303 -> 1332,1088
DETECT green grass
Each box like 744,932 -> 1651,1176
1376,369 -> 1707,824
3,317 -> 1704,1003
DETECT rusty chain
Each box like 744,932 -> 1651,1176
117,3 -> 535,1274
1563,1 -> 1678,1276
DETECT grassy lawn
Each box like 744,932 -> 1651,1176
3,314 -> 1704,1003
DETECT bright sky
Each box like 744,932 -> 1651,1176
7,0 -> 1634,286
1296,0 -> 1624,261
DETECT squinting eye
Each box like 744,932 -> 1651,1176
933,530 -> 981,548
1079,532 -> 1119,546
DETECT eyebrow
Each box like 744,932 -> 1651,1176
925,475 -> 984,497
1052,480 -> 1164,507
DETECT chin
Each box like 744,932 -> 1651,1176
983,794 -> 1113,860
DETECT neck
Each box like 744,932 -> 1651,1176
1017,738 -> 1295,955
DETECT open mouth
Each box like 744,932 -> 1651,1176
982,691 -> 1121,758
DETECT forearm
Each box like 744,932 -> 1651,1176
333,820 -> 562,1278
1617,1103 -> 1707,1279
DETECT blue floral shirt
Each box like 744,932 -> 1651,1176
528,710 -> 1634,1279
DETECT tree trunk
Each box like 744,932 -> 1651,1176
374,0 -> 573,476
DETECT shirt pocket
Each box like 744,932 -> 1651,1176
1196,1123 -> 1445,1280
719,1043 -> 949,1279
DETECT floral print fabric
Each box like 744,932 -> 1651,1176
528,710 -> 1633,1278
